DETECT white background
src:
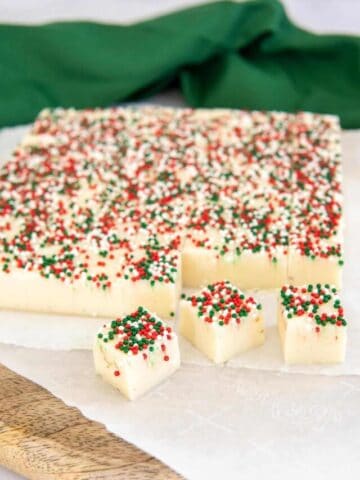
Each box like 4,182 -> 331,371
0,1 -> 359,479
0,0 -> 359,33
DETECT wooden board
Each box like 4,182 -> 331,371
0,363 -> 181,479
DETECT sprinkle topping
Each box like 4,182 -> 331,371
97,306 -> 174,358
184,280 -> 262,326
280,284 -> 346,327
0,107 -> 343,289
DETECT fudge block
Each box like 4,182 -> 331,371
278,284 -> 347,364
0,106 -> 344,323
179,281 -> 264,363
94,307 -> 180,400
0,246 -> 181,320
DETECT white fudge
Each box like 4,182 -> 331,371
179,281 -> 265,363
0,107 -> 343,323
288,112 -> 343,288
0,246 -> 181,320
287,245 -> 342,289
182,242 -> 288,289
278,284 -> 347,364
94,307 -> 180,400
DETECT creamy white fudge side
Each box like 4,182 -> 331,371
0,245 -> 181,319
287,247 -> 342,289
179,281 -> 265,364
182,242 -> 288,289
278,284 -> 347,364
94,307 -> 180,400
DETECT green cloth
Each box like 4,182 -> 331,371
0,0 -> 359,128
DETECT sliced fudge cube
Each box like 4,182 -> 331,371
94,307 -> 180,400
288,191 -> 343,289
116,245 -> 181,319
216,247 -> 288,290
287,242 -> 343,289
182,197 -> 291,290
278,284 -> 347,364
179,281 -> 265,363
182,243 -> 288,289
182,244 -> 219,288
181,229 -> 220,288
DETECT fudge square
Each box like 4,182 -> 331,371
278,284 -> 347,364
0,107 -> 344,321
179,281 -> 265,363
94,307 -> 180,400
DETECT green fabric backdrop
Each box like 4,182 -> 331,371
0,0 -> 359,128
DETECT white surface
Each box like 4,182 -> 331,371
0,1 -> 359,480
0,0 -> 358,34
1,345 -> 360,480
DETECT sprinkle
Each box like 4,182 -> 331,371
280,284 -> 346,328
98,307 -> 173,362
184,280 -> 262,327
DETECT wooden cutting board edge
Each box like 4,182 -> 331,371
0,363 -> 182,480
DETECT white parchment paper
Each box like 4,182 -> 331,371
1,343 -> 360,480
0,122 -> 359,480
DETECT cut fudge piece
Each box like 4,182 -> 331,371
179,281 -> 265,363
116,245 -> 181,319
182,201 -> 291,289
215,247 -> 288,290
182,232 -> 220,288
182,240 -> 288,289
287,243 -> 343,289
278,284 -> 347,364
94,307 -> 180,400
288,189 -> 344,288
